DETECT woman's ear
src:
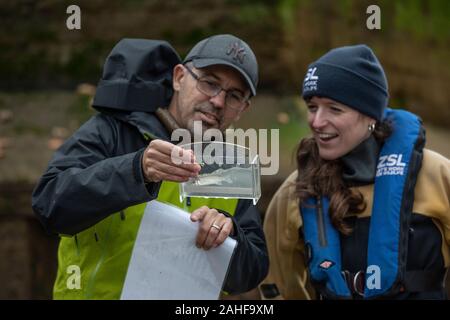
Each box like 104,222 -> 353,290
172,64 -> 185,92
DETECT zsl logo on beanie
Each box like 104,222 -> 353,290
304,67 -> 319,92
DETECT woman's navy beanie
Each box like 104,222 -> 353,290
302,44 -> 389,121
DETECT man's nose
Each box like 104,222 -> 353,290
209,90 -> 227,109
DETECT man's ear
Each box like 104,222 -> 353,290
172,64 -> 185,92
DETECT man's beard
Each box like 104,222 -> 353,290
189,102 -> 223,131
184,103 -> 226,142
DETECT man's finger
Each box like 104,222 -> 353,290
202,219 -> 223,249
190,206 -> 210,222
145,146 -> 201,173
150,139 -> 180,156
152,140 -> 195,165
213,219 -> 233,247
194,209 -> 218,248
152,160 -> 198,179
142,164 -> 191,183
199,212 -> 228,250
160,173 -> 191,182
170,145 -> 196,166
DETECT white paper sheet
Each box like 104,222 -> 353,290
120,200 -> 237,300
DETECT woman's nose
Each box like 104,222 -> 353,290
310,108 -> 328,129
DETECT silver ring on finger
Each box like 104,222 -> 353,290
211,222 -> 221,231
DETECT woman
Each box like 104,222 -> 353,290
260,44 -> 450,299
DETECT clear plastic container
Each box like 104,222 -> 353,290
179,142 -> 261,205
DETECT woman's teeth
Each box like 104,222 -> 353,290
318,133 -> 338,141
319,133 -> 337,138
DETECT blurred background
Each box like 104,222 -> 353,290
0,0 -> 449,299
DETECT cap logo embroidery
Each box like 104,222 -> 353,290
226,42 -> 246,64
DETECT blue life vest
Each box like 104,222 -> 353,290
300,108 -> 425,299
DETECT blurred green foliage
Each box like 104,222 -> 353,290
277,0 -> 303,31
276,96 -> 309,149
394,0 -> 450,42
237,3 -> 270,25
2,0 -> 449,89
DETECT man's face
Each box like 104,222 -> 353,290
168,64 -> 251,133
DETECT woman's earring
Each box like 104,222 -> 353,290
368,123 -> 376,133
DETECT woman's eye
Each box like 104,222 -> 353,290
330,106 -> 343,113
307,105 -> 317,112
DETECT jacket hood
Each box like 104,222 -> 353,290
95,107 -> 171,142
93,38 -> 181,113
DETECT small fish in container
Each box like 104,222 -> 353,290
179,142 -> 261,205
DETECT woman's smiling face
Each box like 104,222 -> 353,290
306,96 -> 375,160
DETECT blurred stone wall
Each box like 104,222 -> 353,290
0,183 -> 58,299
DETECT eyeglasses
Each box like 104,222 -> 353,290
184,65 -> 249,111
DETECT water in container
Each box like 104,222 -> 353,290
179,142 -> 261,205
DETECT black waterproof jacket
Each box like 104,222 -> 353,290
32,39 -> 268,294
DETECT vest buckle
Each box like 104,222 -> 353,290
342,270 -> 365,297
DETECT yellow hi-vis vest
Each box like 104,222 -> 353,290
53,181 -> 239,299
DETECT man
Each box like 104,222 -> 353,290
32,35 -> 268,299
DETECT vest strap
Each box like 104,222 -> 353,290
342,269 -> 445,297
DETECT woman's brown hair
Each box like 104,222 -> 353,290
296,120 -> 392,235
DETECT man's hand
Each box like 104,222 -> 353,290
142,139 -> 201,183
190,206 -> 234,250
